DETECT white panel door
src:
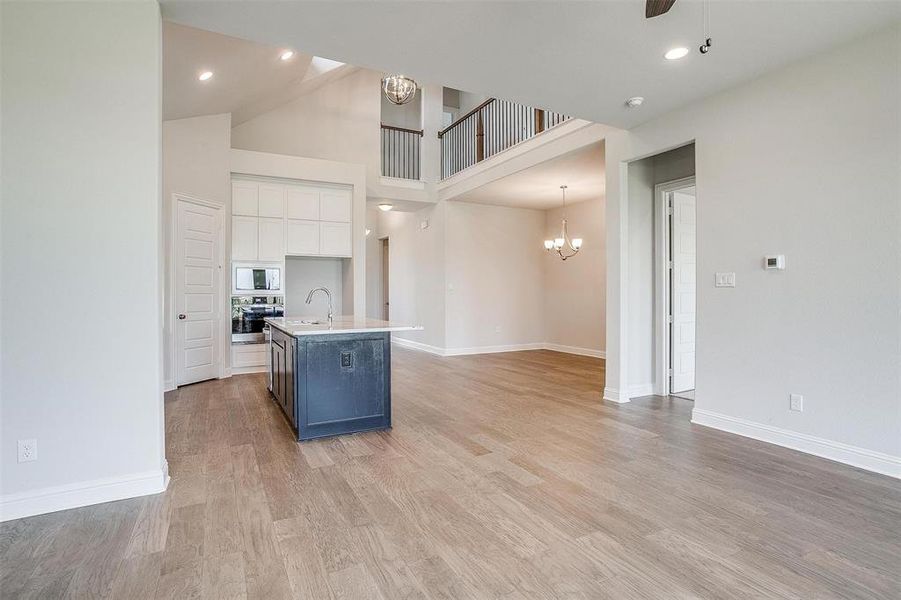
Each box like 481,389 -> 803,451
319,188 -> 352,222
258,183 -> 285,218
671,189 -> 696,393
232,216 -> 258,261
176,200 -> 220,386
319,221 -> 352,257
232,181 -> 258,216
286,186 -> 319,220
258,217 -> 285,261
286,219 -> 320,255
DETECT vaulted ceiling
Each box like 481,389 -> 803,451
163,22 -> 351,124
160,1 -> 900,129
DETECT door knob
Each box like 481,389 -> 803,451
178,314 -> 186,320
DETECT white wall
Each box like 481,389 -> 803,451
445,203 -> 545,350
0,0 -> 166,519
544,195 -> 606,355
381,88 -> 422,131
231,69 -> 382,187
162,114 -> 232,388
377,202 -> 447,349
372,198 -> 603,356
606,25 -> 901,473
365,206 -> 383,319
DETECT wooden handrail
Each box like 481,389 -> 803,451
380,123 -> 423,136
438,98 -> 495,138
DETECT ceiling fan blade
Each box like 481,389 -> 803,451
646,0 -> 677,18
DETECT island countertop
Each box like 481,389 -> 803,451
265,316 -> 422,336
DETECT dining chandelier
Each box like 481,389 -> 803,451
544,185 -> 583,261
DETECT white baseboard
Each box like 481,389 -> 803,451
692,409 -> 901,480
603,387 -> 630,404
163,379 -> 175,393
391,337 -> 447,356
628,384 -> 654,398
444,342 -> 545,356
543,343 -> 606,359
231,365 -> 267,375
1,463 -> 170,522
393,338 -> 607,360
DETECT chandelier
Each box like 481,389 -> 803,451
544,185 -> 583,260
382,74 -> 418,105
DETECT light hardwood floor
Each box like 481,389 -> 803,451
2,348 -> 900,599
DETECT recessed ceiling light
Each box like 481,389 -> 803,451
198,71 -> 213,81
378,203 -> 393,212
665,47 -> 690,60
625,96 -> 644,108
280,50 -> 295,61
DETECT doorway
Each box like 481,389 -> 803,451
381,237 -> 390,320
655,177 -> 696,399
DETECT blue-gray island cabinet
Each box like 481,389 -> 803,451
265,316 -> 421,441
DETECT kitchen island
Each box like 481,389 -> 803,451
264,316 -> 421,441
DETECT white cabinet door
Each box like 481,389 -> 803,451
320,188 -> 352,223
258,183 -> 285,218
232,216 -> 258,260
286,219 -> 320,255
232,181 -> 258,216
258,217 -> 285,261
319,221 -> 352,257
286,186 -> 319,220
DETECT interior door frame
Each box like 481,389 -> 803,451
169,193 -> 229,389
654,176 -> 696,396
380,236 -> 389,320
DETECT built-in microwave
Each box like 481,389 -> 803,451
233,264 -> 282,294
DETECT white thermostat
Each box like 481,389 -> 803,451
764,255 -> 786,270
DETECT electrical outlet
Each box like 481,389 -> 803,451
18,439 -> 37,463
790,394 -> 803,412
494,325 -> 501,334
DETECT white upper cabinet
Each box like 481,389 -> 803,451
320,189 -> 352,223
258,217 -> 285,261
258,184 -> 285,218
232,181 -> 259,216
286,186 -> 319,221
319,222 -> 352,257
232,178 -> 353,260
232,216 -> 259,261
286,219 -> 320,255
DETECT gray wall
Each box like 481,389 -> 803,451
284,257 -> 348,317
1,1 -> 165,508
628,145 -> 696,391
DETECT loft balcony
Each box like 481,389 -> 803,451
439,98 -> 569,179
378,86 -> 569,185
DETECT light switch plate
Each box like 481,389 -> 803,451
790,393 -> 803,412
715,272 -> 736,287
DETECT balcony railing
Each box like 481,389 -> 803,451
381,123 -> 422,180
439,99 -> 569,179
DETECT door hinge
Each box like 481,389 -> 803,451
666,206 -> 674,216
667,261 -> 674,270
667,315 -> 673,324
667,368 -> 674,376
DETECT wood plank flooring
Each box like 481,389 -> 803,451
2,348 -> 900,599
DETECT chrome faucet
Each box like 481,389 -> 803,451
305,287 -> 333,324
